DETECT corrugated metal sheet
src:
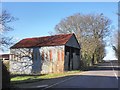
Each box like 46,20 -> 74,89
40,46 -> 65,74
10,48 -> 33,74
49,50 -> 52,61
11,34 -> 73,48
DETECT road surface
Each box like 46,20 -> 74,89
13,61 -> 119,89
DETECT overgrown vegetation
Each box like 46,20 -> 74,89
52,13 -> 111,67
112,31 -> 119,59
0,10 -> 17,51
0,10 -> 17,89
112,13 -> 119,62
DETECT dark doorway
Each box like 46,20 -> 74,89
65,46 -> 74,71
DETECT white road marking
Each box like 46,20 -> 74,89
110,62 -> 118,80
36,85 -> 48,88
41,76 -> 76,90
30,85 -> 48,88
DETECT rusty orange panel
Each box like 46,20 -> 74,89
57,50 -> 60,61
56,60 -> 64,73
61,50 -> 64,61
49,50 -> 52,61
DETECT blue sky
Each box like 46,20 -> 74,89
2,2 -> 118,60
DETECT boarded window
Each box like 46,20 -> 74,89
42,51 -> 44,61
49,50 -> 52,61
58,50 -> 60,61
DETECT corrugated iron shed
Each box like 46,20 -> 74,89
10,33 -> 74,49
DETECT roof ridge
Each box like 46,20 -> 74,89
22,33 -> 73,40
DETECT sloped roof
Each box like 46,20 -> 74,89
11,33 -> 74,49
0,54 -> 10,60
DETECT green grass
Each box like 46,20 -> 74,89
11,70 -> 80,82
40,70 -> 80,79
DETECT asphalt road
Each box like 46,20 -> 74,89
50,61 -> 119,89
13,60 -> 119,89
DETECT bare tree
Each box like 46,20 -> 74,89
111,12 -> 120,61
118,31 -> 120,61
112,30 -> 119,60
0,10 -> 17,88
54,13 -> 111,66
0,10 -> 17,51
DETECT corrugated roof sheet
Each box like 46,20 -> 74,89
11,33 -> 74,49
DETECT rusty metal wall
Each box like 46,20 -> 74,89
10,45 -> 80,75
40,46 -> 65,74
10,46 -> 65,75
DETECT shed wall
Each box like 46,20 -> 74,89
10,48 -> 33,74
40,46 -> 65,74
66,35 -> 80,49
10,46 -> 65,74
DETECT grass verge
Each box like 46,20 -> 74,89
11,70 -> 80,84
